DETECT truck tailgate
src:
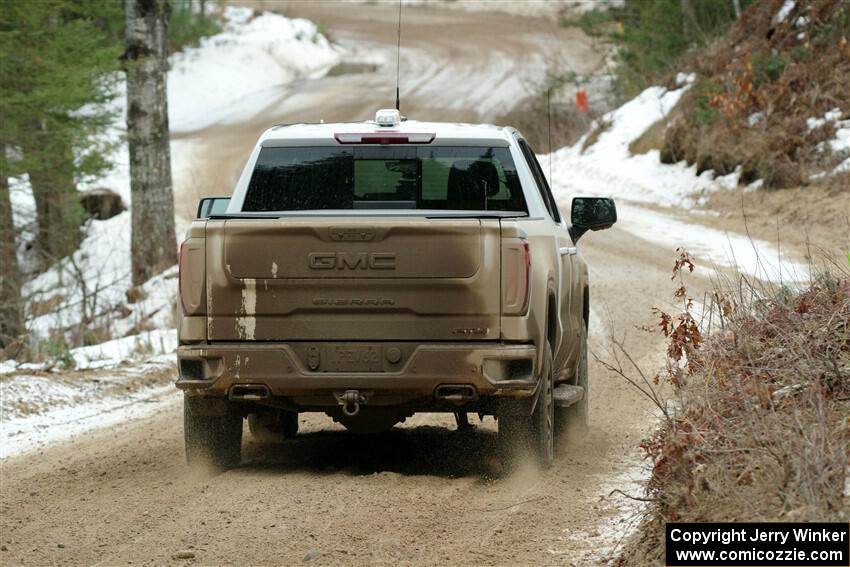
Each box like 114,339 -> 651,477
204,218 -> 501,341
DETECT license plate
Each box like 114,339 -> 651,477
322,345 -> 383,372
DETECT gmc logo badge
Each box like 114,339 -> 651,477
308,252 -> 396,270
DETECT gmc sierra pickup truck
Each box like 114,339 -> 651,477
176,109 -> 616,469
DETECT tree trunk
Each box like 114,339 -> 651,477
124,0 -> 177,287
25,124 -> 83,261
732,0 -> 742,19
0,169 -> 24,350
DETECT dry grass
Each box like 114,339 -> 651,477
697,182 -> 849,260
580,118 -> 611,154
613,257 -> 849,565
656,0 -> 850,188
628,117 -> 667,155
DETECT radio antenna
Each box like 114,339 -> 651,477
395,0 -> 402,111
547,88 -> 553,185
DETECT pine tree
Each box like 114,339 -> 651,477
123,0 -> 178,286
0,1 -> 120,348
23,127 -> 83,260
0,0 -> 122,261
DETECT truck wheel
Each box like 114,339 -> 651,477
499,344 -> 555,468
248,409 -> 298,443
557,325 -> 589,437
532,344 -> 556,467
184,397 -> 242,469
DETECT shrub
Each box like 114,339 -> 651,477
44,338 -> 76,369
570,0 -> 752,99
614,256 -> 850,564
752,52 -> 786,87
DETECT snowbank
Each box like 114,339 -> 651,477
543,81 -> 807,282
168,7 -> 340,132
70,329 -> 177,370
619,204 -> 808,284
546,78 -> 739,209
1,329 -> 177,375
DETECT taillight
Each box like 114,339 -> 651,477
178,240 -> 187,314
178,238 -> 205,315
502,238 -> 530,315
334,132 -> 435,144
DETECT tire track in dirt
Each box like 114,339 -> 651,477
1,223 -> 717,566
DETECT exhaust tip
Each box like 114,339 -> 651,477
435,384 -> 478,404
229,384 -> 270,401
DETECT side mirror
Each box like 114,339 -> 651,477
196,197 -> 231,219
569,196 -> 617,242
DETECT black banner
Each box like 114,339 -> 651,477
666,523 -> 849,566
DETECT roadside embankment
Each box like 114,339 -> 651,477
618,265 -> 850,564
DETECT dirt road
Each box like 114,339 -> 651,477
1,4 -> 732,565
1,221 -> 694,565
170,1 -> 602,224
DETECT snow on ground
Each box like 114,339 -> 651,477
806,108 -> 850,181
774,0 -> 796,23
546,77 -> 734,209
620,204 -> 809,283
0,356 -> 179,459
806,107 -> 850,177
75,6 -> 340,207
543,80 -> 808,282
1,333 -> 178,459
826,117 -> 850,173
0,329 -> 177,375
344,0 -> 621,20
2,9 -> 815,458
169,7 -> 340,132
23,214 -> 178,341
805,107 -> 843,131
8,175 -> 35,232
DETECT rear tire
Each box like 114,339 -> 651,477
184,397 -> 242,469
499,344 -> 555,469
248,409 -> 298,443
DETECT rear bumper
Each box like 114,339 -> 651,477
176,342 -> 538,408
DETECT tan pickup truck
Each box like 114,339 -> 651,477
176,110 -> 616,468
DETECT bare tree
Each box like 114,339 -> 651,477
123,0 -> 177,287
0,168 -> 24,351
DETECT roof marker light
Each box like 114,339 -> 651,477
375,108 -> 401,127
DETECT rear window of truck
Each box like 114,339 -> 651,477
242,146 -> 527,213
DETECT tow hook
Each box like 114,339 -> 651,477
335,389 -> 366,417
